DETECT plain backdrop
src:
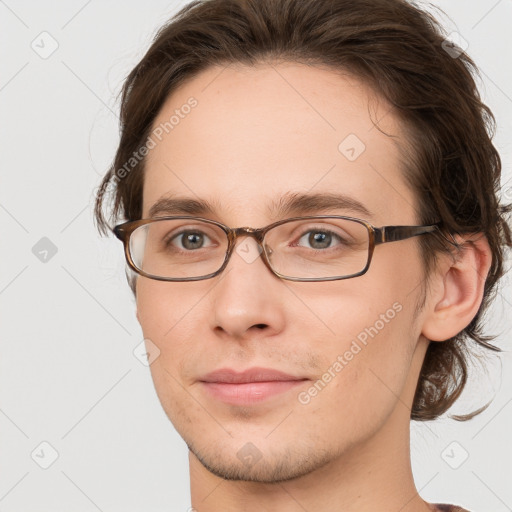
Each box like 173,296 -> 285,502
1,1 -> 511,511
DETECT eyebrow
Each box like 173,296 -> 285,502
148,196 -> 222,218
148,192 -> 374,221
268,192 -> 374,220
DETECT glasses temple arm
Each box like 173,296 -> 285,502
373,225 -> 440,244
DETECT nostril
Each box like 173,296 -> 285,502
254,323 -> 267,329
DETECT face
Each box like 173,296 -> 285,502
136,62 -> 430,483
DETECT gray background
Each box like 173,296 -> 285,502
0,1 -> 511,511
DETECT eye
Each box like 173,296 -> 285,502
168,230 -> 214,250
296,229 -> 344,250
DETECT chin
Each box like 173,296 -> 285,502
187,437 -> 335,484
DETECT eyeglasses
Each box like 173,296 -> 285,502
113,215 -> 441,282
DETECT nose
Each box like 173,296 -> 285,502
209,236 -> 286,341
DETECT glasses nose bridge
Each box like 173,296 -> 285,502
224,225 -> 276,277
230,226 -> 266,245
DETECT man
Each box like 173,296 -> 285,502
94,0 -> 511,510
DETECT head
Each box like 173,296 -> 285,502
95,0 -> 511,482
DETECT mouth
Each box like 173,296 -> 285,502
199,367 -> 309,405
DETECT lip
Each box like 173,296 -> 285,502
199,367 -> 309,405
201,367 -> 305,384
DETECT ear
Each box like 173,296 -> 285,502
421,233 -> 492,342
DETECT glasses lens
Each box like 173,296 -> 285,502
129,219 -> 228,279
264,217 -> 370,279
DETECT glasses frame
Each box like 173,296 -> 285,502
113,215 -> 441,282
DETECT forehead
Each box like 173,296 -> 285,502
142,62 -> 415,225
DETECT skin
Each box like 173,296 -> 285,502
135,62 -> 492,511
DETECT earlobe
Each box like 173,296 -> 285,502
421,233 -> 492,342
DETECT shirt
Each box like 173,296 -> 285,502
434,504 -> 470,512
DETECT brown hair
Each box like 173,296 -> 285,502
94,0 -> 511,421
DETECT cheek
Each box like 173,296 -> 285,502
136,279 -> 200,338
135,280 -> 205,424
135,280 -> 198,381
299,279 -> 418,403
136,278 -> 170,335
296,298 -> 415,447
